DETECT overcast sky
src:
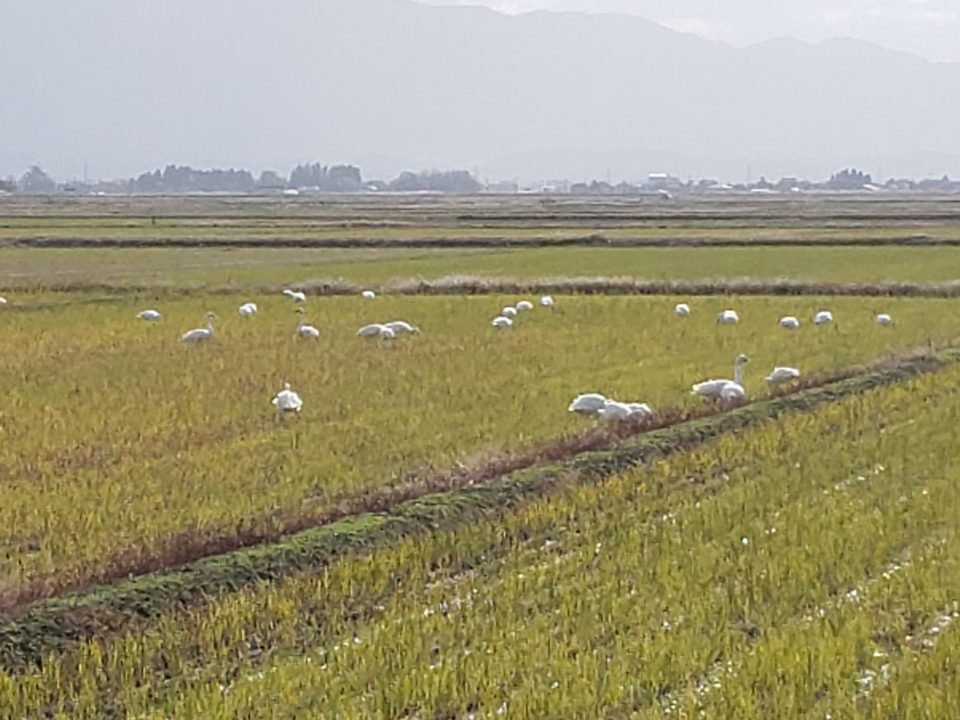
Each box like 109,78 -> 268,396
3,0 -> 959,182
428,0 -> 960,62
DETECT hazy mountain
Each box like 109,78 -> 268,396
1,0 -> 959,183
427,0 -> 960,65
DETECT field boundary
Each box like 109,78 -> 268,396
378,275 -> 960,298
7,275 -> 960,300
6,233 -> 960,251
1,345 -> 959,670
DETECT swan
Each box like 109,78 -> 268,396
296,309 -> 320,339
598,400 -> 633,422
779,316 -> 800,330
876,313 -> 892,326
766,366 -> 801,385
540,296 -> 554,307
675,303 -> 690,316
716,310 -> 739,325
272,382 -> 303,413
0,297 -> 8,305
282,289 -> 307,303
692,354 -> 749,399
362,290 -> 376,300
814,310 -> 833,325
180,312 -> 216,343
626,402 -> 653,419
137,309 -> 162,321
239,302 -> 258,317
379,326 -> 396,340
492,317 -> 513,329
384,320 -> 420,335
516,300 -> 534,312
568,393 -> 607,415
501,306 -> 518,318
357,323 -> 389,337
720,382 -> 746,404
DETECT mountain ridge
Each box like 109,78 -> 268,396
1,0 -> 958,182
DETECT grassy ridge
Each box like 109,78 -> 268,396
0,345 -> 957,673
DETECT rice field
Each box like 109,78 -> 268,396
3,244 -> 960,290
1,290 -> 958,606
3,195 -> 960,718
3,361 -> 960,718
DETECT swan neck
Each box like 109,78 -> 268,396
734,362 -> 743,385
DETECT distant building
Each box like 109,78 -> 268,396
645,172 -> 682,190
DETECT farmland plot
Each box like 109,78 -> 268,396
3,358 -> 960,718
1,292 -> 958,603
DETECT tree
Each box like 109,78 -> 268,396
19,166 -> 57,193
387,170 -> 482,193
828,168 -> 872,190
288,163 -> 363,191
257,170 -> 287,189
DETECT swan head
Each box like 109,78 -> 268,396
205,312 -> 217,321
296,307 -> 306,315
282,381 -> 292,390
735,354 -> 750,364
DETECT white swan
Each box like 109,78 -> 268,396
516,300 -> 534,312
492,316 -> 513,329
779,316 -> 800,330
692,354 -> 749,399
0,297 -> 9,305
814,310 -> 833,325
282,289 -> 307,303
568,393 -> 607,415
766,366 -> 800,385
357,323 -> 388,337
296,309 -> 320,339
137,309 -> 162,321
598,400 -> 633,422
180,312 -> 216,343
272,382 -> 303,413
384,320 -> 420,335
501,306 -> 518,318
540,296 -> 554,307
239,302 -> 258,317
720,382 -> 746,404
716,310 -> 739,325
626,402 -> 654,419
362,290 -> 376,300
675,303 -> 690,316
876,313 -> 892,326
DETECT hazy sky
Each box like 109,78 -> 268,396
3,0 -> 959,182
429,0 -> 960,62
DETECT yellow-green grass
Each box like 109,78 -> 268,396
0,247 -> 487,290
4,244 -> 960,292
2,214 -> 958,240
4,361 -> 960,718
1,292 -> 959,602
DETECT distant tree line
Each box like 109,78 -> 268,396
287,163 -> 364,192
4,163 -> 960,195
130,165 -> 256,193
386,170 -> 481,193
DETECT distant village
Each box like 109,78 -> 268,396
2,164 -> 959,196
